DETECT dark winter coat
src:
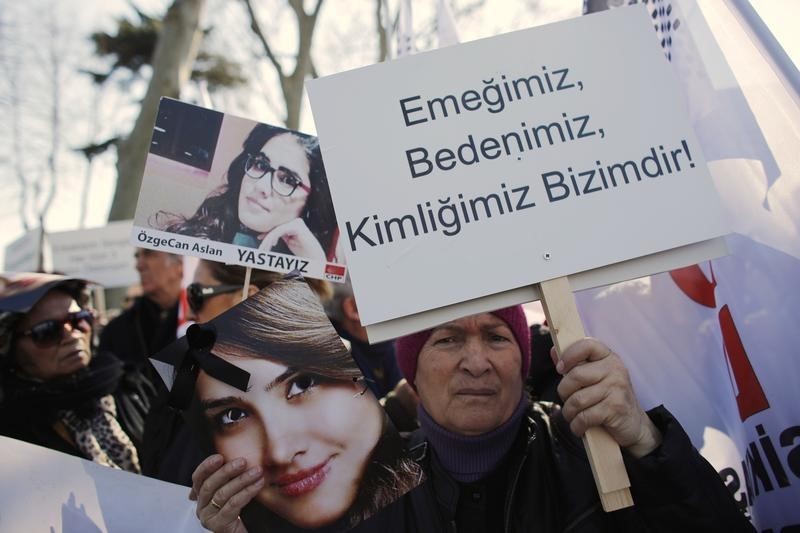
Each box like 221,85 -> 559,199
352,402 -> 754,532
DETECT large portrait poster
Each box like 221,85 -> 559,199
132,99 -> 347,283
151,278 -> 423,532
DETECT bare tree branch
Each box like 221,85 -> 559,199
243,0 -> 325,129
375,0 -> 389,62
40,10 -> 60,227
242,0 -> 284,78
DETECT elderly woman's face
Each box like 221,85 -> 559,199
14,290 -> 92,381
237,133 -> 311,235
196,355 -> 382,529
414,313 -> 523,436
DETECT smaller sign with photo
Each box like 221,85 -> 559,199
132,98 -> 346,282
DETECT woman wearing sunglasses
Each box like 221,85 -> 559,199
186,260 -> 332,325
0,273 -> 152,472
160,124 -> 338,262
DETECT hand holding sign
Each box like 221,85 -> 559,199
553,338 -> 662,458
190,455 -> 259,533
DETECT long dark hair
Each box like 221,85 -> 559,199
197,280 -> 422,531
159,125 -> 338,257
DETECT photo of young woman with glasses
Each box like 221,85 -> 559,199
160,123 -> 339,262
167,278 -> 422,532
0,273 -> 153,472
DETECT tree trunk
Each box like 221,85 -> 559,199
375,0 -> 389,62
107,0 -> 206,222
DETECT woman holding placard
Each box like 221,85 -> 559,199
161,124 -> 339,261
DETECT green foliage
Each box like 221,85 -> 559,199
91,16 -> 160,75
192,51 -> 248,90
89,14 -> 245,91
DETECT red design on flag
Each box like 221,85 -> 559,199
670,265 -> 769,421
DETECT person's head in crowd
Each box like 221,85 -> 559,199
163,125 -> 337,257
122,283 -> 143,311
396,306 -> 531,436
134,248 -> 183,309
193,280 -> 420,529
186,259 -> 332,324
0,274 -> 93,383
323,276 -> 368,342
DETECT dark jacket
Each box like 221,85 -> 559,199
98,296 -> 178,373
0,351 -> 154,457
331,319 -> 403,399
353,402 -> 754,532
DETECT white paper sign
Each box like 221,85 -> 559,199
0,436 -> 206,533
49,220 -> 139,288
307,5 -> 728,331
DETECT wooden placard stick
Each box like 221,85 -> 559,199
241,266 -> 253,302
538,276 -> 634,512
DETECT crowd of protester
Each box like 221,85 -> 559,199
0,248 -> 754,532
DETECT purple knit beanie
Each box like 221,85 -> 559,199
396,305 -> 531,389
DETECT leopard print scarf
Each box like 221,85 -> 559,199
61,394 -> 141,473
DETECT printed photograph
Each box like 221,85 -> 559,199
153,278 -> 423,532
133,99 -> 344,281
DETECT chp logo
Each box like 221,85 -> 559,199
324,263 -> 346,283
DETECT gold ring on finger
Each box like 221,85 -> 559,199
210,498 -> 223,510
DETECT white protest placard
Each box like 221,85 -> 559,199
49,220 -> 139,288
308,5 -> 728,340
0,436 -> 206,533
132,99 -> 347,283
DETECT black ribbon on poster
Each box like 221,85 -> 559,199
151,323 -> 250,410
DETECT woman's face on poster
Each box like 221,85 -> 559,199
196,354 -> 383,529
237,133 -> 312,236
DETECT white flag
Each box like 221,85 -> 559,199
580,1 -> 800,529
436,0 -> 460,47
396,0 -> 416,57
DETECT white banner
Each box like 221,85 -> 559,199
0,436 -> 206,533
49,220 -> 138,289
308,5 -> 727,331
579,1 -> 800,529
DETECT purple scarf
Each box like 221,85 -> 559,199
418,395 -> 528,483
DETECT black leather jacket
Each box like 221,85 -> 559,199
354,402 -> 754,533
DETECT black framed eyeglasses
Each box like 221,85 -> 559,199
18,309 -> 94,347
244,153 -> 312,197
187,283 -> 242,313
